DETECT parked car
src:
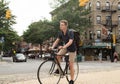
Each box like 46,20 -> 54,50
2,51 -> 11,57
13,53 -> 27,62
26,49 -> 40,59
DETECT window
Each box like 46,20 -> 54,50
97,30 -> 101,39
106,2 -> 110,10
106,16 -> 111,20
118,16 -> 120,24
89,31 -> 93,40
89,2 -> 91,9
96,1 -> 101,10
96,15 -> 101,24
106,16 -> 111,25
118,2 -> 120,10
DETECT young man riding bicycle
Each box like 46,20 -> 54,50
51,20 -> 76,84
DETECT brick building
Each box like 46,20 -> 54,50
85,0 -> 120,42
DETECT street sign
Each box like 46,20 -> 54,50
0,36 -> 4,43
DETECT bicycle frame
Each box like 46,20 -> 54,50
37,49 -> 79,84
49,50 -> 70,76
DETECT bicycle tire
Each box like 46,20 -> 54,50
66,61 -> 79,82
37,60 -> 61,84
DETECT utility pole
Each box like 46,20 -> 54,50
110,0 -> 117,62
0,36 -> 4,61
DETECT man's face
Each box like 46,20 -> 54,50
60,22 -> 67,31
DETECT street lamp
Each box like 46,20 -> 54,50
5,9 -> 11,19
79,0 -> 89,7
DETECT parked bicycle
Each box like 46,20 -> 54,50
37,49 -> 79,84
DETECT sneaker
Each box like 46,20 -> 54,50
54,69 -> 59,74
69,80 -> 74,84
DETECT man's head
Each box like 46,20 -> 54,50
60,20 -> 68,31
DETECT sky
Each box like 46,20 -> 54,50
6,0 -> 53,36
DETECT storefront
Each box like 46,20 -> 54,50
80,42 -> 115,61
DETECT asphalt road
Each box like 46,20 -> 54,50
0,57 -> 42,75
1,57 -> 120,75
1,57 -> 120,84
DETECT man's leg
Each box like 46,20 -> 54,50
69,61 -> 74,80
69,52 -> 76,82
55,49 -> 67,74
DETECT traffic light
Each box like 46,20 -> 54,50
79,0 -> 89,7
113,34 -> 116,44
5,9 -> 11,19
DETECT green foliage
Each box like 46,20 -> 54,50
0,0 -> 19,51
0,28 -> 20,51
49,0 -> 69,9
23,19 -> 55,44
51,0 -> 91,34
0,1 -> 16,29
23,0 -> 91,44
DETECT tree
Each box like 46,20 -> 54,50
0,0 -> 19,51
51,0 -> 91,34
49,0 -> 69,9
0,0 -> 16,29
23,0 -> 92,45
23,19 -> 55,44
0,29 -> 20,51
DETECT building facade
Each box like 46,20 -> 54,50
85,0 -> 120,42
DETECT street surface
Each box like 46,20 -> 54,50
1,57 -> 120,84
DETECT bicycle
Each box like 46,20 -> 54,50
37,49 -> 79,84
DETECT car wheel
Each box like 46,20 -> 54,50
24,59 -> 27,62
13,58 -> 16,62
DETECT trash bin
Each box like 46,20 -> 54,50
82,56 -> 85,62
0,51 -> 3,61
76,54 -> 82,62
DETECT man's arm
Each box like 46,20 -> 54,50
52,38 -> 60,49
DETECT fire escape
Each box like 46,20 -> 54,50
101,5 -> 118,42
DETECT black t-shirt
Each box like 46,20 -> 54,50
57,29 -> 76,52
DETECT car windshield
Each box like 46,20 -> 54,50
16,54 -> 24,57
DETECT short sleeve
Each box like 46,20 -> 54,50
57,31 -> 62,39
68,31 -> 74,40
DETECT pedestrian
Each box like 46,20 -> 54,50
51,20 -> 76,84
113,51 -> 119,62
98,50 -> 102,63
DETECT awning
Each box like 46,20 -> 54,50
82,45 -> 106,49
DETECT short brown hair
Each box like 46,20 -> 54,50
60,20 -> 68,26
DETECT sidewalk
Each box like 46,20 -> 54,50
0,61 -> 7,64
10,69 -> 120,84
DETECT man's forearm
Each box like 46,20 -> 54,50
52,39 -> 59,48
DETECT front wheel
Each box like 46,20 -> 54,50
66,61 -> 79,82
37,60 -> 61,84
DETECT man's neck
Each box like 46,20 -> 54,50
62,28 -> 67,35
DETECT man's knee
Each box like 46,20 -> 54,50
69,62 -> 74,67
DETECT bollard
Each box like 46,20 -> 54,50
82,56 -> 85,62
0,51 -> 3,61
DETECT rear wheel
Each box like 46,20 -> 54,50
37,60 -> 61,84
66,61 -> 79,82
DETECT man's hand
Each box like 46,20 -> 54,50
49,47 -> 54,50
58,46 -> 63,49
62,46 -> 66,49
